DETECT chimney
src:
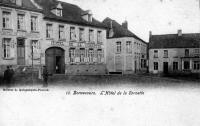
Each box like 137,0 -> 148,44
122,20 -> 128,29
149,31 -> 152,37
178,29 -> 182,36
109,20 -> 114,38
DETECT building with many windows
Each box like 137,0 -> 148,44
34,0 -> 107,75
0,0 -> 43,74
149,30 -> 200,74
102,18 -> 148,74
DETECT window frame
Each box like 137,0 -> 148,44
116,41 -> 122,53
154,62 -> 158,70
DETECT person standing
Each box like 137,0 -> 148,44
3,66 -> 11,86
42,66 -> 48,87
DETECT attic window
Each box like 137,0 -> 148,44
56,8 -> 62,17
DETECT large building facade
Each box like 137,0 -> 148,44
149,30 -> 200,75
0,0 -> 43,75
0,0 -> 107,76
103,18 -> 148,74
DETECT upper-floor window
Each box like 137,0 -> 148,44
56,8 -> 62,17
46,24 -> 53,38
185,49 -> 189,57
164,50 -> 168,58
126,41 -> 132,53
31,16 -> 38,32
3,38 -> 11,58
69,48 -> 75,63
97,31 -> 102,43
154,50 -> 158,58
2,11 -> 11,29
89,29 -> 94,42
194,49 -> 200,56
79,28 -> 84,41
10,0 -> 16,4
17,14 -> 25,30
116,41 -> 121,53
58,25 -> 64,40
70,27 -> 76,40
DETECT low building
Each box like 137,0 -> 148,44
149,30 -> 200,75
0,0 -> 43,75
102,18 -> 148,74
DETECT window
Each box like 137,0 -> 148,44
164,50 -> 168,58
126,41 -> 132,53
31,40 -> 40,59
116,41 -> 121,53
154,50 -> 158,58
194,49 -> 200,54
89,29 -> 94,42
97,49 -> 103,63
70,27 -> 76,40
193,61 -> 200,70
80,48 -> 85,63
3,38 -> 11,58
56,8 -> 62,16
97,31 -> 102,43
141,59 -> 146,68
173,62 -> 178,71
46,24 -> 53,38
185,49 -> 189,57
17,14 -> 25,30
88,49 -> 94,63
154,62 -> 158,70
10,0 -> 16,4
79,28 -> 84,41
69,48 -> 75,63
2,11 -> 11,29
58,25 -> 64,40
31,16 -> 37,31
184,61 -> 190,70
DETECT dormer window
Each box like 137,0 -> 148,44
81,10 -> 93,22
51,3 -> 63,17
56,8 -> 62,17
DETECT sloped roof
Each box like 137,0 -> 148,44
102,17 -> 146,43
0,0 -> 42,12
34,0 -> 106,29
149,33 -> 200,49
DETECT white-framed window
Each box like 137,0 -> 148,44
141,59 -> 146,68
164,50 -> 168,58
31,16 -> 38,31
185,49 -> 189,57
2,38 -> 15,58
80,48 -> 85,63
97,31 -> 102,43
154,62 -> 158,70
116,41 -> 121,53
31,40 -> 40,59
89,29 -> 94,42
173,62 -> 178,71
154,50 -> 158,58
126,41 -> 132,53
17,14 -> 25,30
46,24 -> 53,38
69,48 -> 75,63
58,25 -> 64,40
70,27 -> 76,40
97,49 -> 103,63
88,49 -> 94,63
2,11 -> 11,29
56,8 -> 62,17
193,61 -> 200,70
79,28 -> 84,41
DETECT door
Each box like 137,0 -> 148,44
45,47 -> 65,74
115,56 -> 122,72
163,62 -> 168,74
17,38 -> 25,65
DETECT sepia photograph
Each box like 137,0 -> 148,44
0,0 -> 200,126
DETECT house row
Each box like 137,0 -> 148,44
0,0 -> 147,76
0,0 -> 199,76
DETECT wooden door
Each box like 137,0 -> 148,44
17,38 -> 25,65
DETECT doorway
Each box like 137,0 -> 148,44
17,38 -> 25,65
163,62 -> 168,74
45,47 -> 65,74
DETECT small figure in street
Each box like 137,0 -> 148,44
42,66 -> 48,87
9,65 -> 15,84
3,66 -> 11,86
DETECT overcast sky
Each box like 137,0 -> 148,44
60,0 -> 200,42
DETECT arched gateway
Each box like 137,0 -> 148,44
45,47 -> 65,74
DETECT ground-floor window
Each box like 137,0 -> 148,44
154,62 -> 158,70
173,62 -> 178,71
184,61 -> 190,70
69,48 -> 75,63
80,48 -> 85,63
88,49 -> 94,63
97,49 -> 103,63
141,59 -> 146,68
193,61 -> 200,70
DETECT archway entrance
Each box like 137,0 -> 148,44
45,47 -> 65,74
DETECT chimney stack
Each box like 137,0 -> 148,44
122,20 -> 128,29
178,29 -> 182,36
149,31 -> 152,37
